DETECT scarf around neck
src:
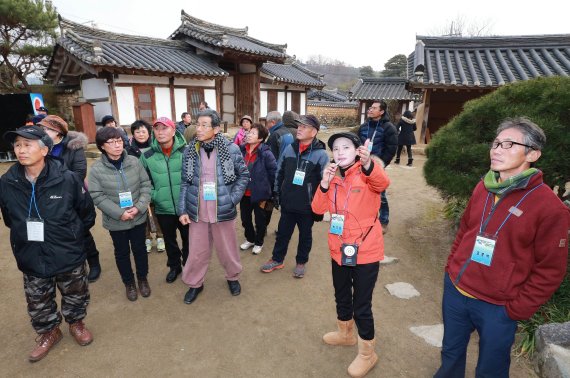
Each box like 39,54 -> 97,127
185,133 -> 236,184
483,168 -> 538,197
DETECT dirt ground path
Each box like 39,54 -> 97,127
0,139 -> 537,377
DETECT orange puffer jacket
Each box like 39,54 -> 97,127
312,160 -> 390,265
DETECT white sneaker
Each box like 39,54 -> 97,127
145,239 -> 152,253
252,245 -> 263,255
240,241 -> 255,250
156,238 -> 166,252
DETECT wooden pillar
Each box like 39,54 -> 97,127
169,77 -> 176,121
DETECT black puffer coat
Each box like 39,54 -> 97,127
0,158 -> 96,278
58,131 -> 89,180
397,115 -> 417,146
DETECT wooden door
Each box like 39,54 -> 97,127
134,86 -> 156,125
187,89 -> 204,118
291,92 -> 301,114
236,73 -> 255,119
267,90 -> 278,113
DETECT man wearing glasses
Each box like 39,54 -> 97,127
435,118 -> 570,378
355,100 -> 397,234
140,117 -> 189,283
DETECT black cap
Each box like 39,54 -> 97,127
101,115 -> 115,125
3,126 -> 53,152
327,132 -> 361,150
294,114 -> 321,131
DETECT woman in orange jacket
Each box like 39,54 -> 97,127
312,132 -> 390,378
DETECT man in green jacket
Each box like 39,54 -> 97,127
140,117 -> 189,283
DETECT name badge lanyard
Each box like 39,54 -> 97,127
27,182 -> 44,242
459,183 -> 544,270
330,180 -> 354,237
366,120 -> 378,151
296,144 -> 313,171
479,183 -> 544,236
115,163 -> 134,208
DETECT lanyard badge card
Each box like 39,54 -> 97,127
330,214 -> 345,235
203,182 -> 216,201
26,218 -> 44,242
119,191 -> 134,209
293,169 -> 306,186
471,233 -> 497,266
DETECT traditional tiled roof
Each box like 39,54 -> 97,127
261,62 -> 326,88
408,34 -> 570,88
46,17 -> 227,81
308,89 -> 348,102
349,77 -> 413,100
307,100 -> 357,108
170,11 -> 288,61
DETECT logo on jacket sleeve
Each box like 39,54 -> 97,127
49,195 -> 63,199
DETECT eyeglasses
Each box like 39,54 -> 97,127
368,106 -> 380,110
196,124 -> 214,130
105,139 -> 123,146
490,141 -> 536,150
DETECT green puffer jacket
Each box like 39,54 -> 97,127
88,151 -> 151,231
139,131 -> 187,215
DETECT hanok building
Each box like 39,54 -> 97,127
407,34 -> 570,142
45,11 -> 325,131
349,77 -> 415,124
306,89 -> 359,127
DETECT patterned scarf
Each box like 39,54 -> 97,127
483,168 -> 538,197
185,133 -> 236,184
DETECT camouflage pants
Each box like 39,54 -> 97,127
23,263 -> 90,334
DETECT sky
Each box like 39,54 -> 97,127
50,0 -> 569,72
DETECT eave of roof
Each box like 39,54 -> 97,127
261,62 -> 326,89
349,77 -> 413,100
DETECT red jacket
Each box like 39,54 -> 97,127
447,172 -> 570,320
312,160 -> 390,265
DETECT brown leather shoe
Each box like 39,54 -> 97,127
69,321 -> 93,346
29,327 -> 63,362
126,282 -> 138,301
138,278 -> 151,298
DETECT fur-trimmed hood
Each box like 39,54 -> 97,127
401,116 -> 416,124
63,131 -> 89,151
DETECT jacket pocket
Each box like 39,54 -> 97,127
499,262 -> 516,294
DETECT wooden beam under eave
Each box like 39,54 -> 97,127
169,77 -> 176,121
53,55 -> 68,85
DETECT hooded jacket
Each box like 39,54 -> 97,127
240,143 -> 277,203
275,138 -> 329,214
355,113 -> 398,167
446,172 -> 570,320
312,159 -> 390,265
397,116 -> 417,146
0,157 -> 96,278
178,137 -> 249,222
88,151 -> 151,231
53,131 -> 89,181
139,131 -> 186,215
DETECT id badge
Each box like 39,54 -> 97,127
329,214 -> 345,235
203,182 -> 216,201
293,170 -> 306,186
471,233 -> 497,266
367,139 -> 373,152
119,191 -> 134,209
26,217 -> 44,242
341,243 -> 358,266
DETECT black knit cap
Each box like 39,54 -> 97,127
327,132 -> 361,150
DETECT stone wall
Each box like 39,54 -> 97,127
56,91 -> 82,129
307,104 -> 359,128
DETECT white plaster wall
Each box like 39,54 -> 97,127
116,75 -> 168,85
277,92 -> 285,114
81,78 -> 108,99
174,88 -> 187,119
360,102 -> 367,124
155,87 -> 172,119
204,89 -> 217,111
223,78 -> 234,93
260,90 -> 268,117
173,78 -> 215,87
300,92 -> 306,114
286,92 -> 292,111
115,87 -> 136,126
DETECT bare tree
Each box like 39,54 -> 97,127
426,14 -> 494,37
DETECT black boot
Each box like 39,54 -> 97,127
394,158 -> 400,164
87,263 -> 101,283
407,158 -> 413,166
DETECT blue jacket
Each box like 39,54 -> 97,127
240,143 -> 277,203
266,121 -> 294,161
275,138 -> 329,214
178,139 -> 249,222
356,113 -> 398,166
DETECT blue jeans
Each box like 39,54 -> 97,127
434,274 -> 517,378
379,191 -> 389,225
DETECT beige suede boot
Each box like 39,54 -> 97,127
347,336 -> 378,378
323,319 -> 358,346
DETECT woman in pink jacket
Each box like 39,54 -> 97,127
312,132 -> 390,378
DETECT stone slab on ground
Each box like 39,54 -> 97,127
409,324 -> 444,348
385,282 -> 420,299
380,256 -> 399,265
535,321 -> 570,378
